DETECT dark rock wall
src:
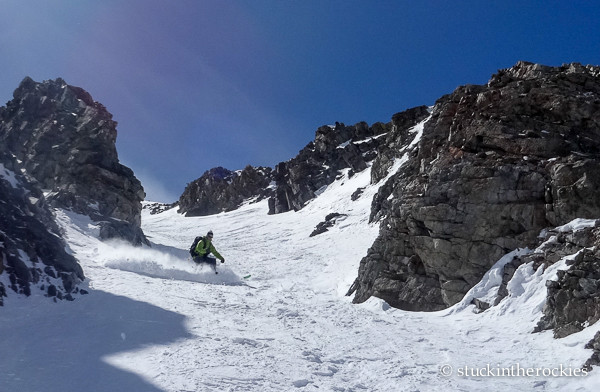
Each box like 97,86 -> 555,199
178,166 -> 273,216
349,62 -> 600,311
0,153 -> 84,304
0,77 -> 147,245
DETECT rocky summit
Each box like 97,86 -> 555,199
0,77 -> 147,245
347,61 -> 600,311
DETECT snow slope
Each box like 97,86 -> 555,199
2,161 -> 600,391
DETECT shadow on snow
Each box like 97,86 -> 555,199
0,290 -> 193,392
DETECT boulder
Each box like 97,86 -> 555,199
310,213 -> 348,237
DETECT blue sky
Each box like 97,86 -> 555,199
1,1 -> 599,202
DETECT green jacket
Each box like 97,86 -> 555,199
194,237 -> 224,261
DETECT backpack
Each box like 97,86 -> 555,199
189,236 -> 203,257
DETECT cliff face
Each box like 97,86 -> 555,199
0,77 -> 147,245
178,166 -> 273,217
348,62 -> 600,311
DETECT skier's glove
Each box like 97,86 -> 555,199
221,259 -> 225,263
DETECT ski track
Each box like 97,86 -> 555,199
3,159 -> 600,391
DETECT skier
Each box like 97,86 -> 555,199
192,230 -> 225,274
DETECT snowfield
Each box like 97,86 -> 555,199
2,163 -> 600,391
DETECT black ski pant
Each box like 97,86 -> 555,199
193,255 -> 217,272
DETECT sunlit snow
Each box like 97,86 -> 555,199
1,160 -> 599,391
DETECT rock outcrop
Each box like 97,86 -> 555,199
348,62 -> 600,311
142,201 -> 178,215
370,106 -> 432,183
309,213 -> 348,237
466,220 -> 600,330
178,165 -> 273,216
585,331 -> 600,371
0,154 -> 85,304
269,110 -> 429,215
0,77 -> 147,245
532,223 -> 600,338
